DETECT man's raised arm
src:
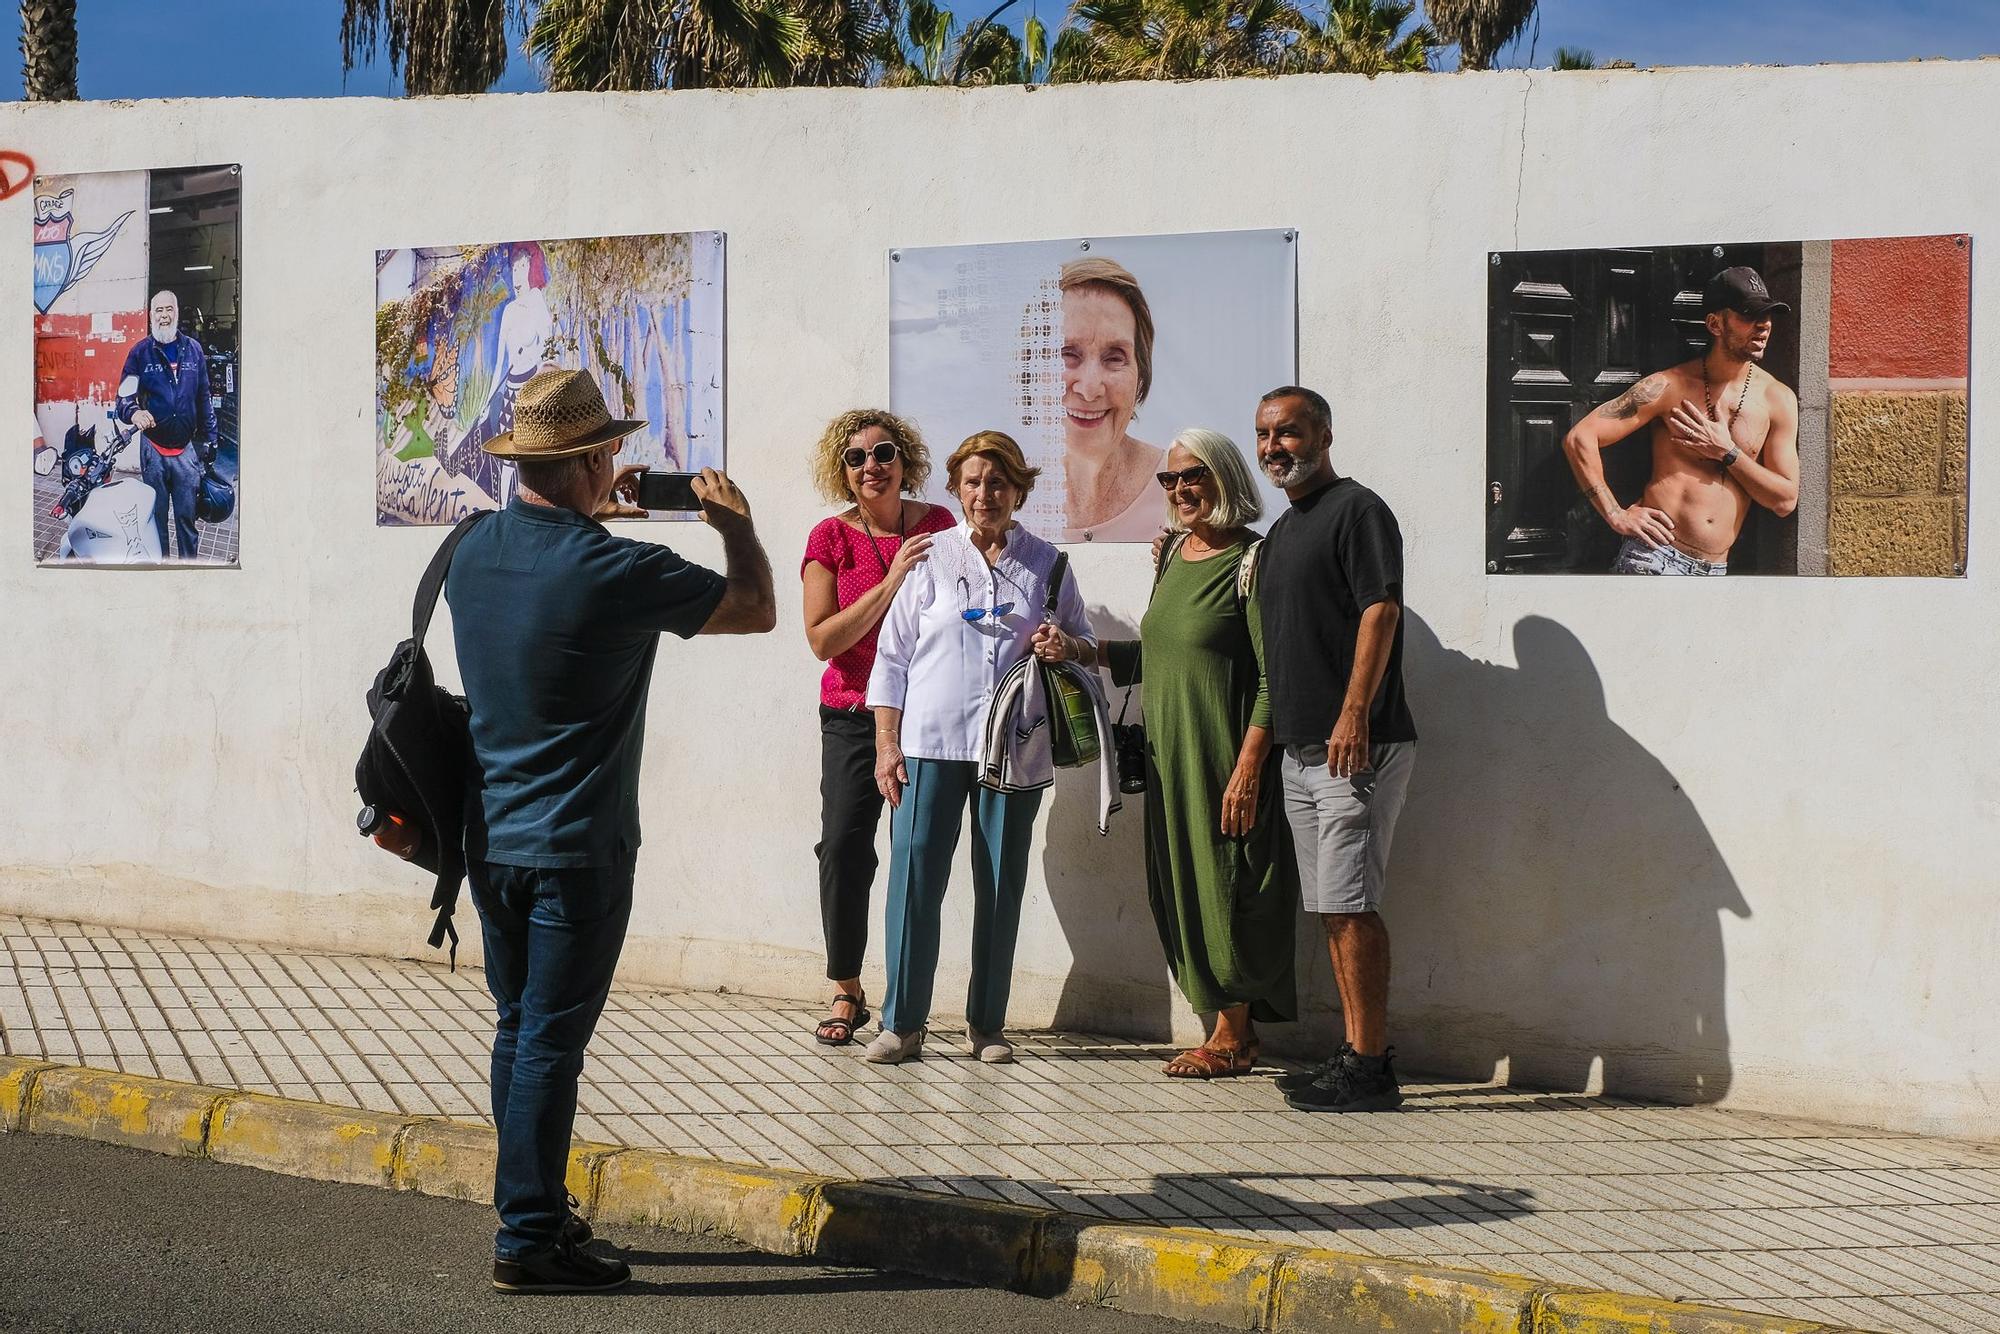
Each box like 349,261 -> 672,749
1563,372 -> 1677,550
692,469 -> 776,636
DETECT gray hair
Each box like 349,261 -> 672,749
516,450 -> 594,498
1165,427 -> 1263,532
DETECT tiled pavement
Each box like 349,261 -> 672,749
5,916 -> 1999,1333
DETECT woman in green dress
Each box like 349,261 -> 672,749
1101,427 -> 1296,1077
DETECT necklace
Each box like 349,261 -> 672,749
1702,358 -> 1754,427
855,500 -> 907,578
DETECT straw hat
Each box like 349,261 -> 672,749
482,369 -> 645,460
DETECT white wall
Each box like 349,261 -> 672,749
2,63 -> 1994,1138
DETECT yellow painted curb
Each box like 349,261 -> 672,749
1271,1249 -> 1545,1333
810,1179 -> 1044,1292
206,1092 -> 410,1190
1034,1221 -> 1283,1329
0,1063 -> 1887,1334
394,1117 -> 500,1205
0,1055 -> 55,1132
1534,1288 -> 1867,1333
25,1065 -> 227,1157
596,1148 -> 827,1257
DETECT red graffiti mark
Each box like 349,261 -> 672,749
0,151 -> 35,201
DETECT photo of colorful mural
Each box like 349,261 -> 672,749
374,231 -> 725,526
31,164 -> 242,566
1487,235 -> 1970,576
889,229 -> 1297,544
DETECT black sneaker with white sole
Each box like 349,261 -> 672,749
1284,1046 -> 1403,1113
492,1238 -> 631,1294
1274,1042 -> 1353,1095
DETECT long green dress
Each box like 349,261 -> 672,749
1106,541 -> 1296,1023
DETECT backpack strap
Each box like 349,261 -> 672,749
1044,550 -> 1070,621
1237,537 -> 1263,605
413,510 -> 493,650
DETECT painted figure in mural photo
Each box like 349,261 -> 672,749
864,431 -> 1106,1065
116,289 -> 215,560
1253,387 -> 1418,1114
445,368 -> 776,1295
438,242 -> 556,507
1060,257 -> 1168,541
1093,428 -> 1297,1079
1563,266 -> 1801,575
799,409 -> 956,1047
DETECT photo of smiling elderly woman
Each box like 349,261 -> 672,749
889,230 -> 1298,545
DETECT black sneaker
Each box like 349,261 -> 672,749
562,1193 -> 593,1247
1285,1046 -> 1403,1113
492,1238 -> 631,1294
1275,1042 -> 1353,1094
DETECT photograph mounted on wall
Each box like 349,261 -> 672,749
374,231 -> 724,526
1487,234 -> 1970,576
31,163 -> 241,567
890,228 -> 1297,544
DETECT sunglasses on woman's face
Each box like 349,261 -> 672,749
1155,464 -> 1213,491
843,441 -> 901,470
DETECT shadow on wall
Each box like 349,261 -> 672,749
1391,612 -> 1748,1104
1038,605 -> 1177,1040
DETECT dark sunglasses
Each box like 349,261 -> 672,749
1155,464 -> 1213,491
843,441 -> 901,470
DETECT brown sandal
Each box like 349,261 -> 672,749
1164,1042 -> 1258,1079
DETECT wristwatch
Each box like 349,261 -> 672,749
1718,446 -> 1741,470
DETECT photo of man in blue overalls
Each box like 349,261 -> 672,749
116,289 -> 216,559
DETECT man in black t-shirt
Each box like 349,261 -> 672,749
1253,386 -> 1417,1114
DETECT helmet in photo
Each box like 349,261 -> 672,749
196,466 -> 235,525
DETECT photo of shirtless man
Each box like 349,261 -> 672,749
1563,267 -> 1801,575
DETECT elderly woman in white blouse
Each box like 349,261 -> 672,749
864,430 -> 1097,1064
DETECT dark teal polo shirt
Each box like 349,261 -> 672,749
445,498 -> 727,868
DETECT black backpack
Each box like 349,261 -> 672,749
354,511 -> 491,963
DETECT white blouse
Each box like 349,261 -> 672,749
867,521 -> 1096,763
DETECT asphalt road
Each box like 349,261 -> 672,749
0,1132 -> 1192,1334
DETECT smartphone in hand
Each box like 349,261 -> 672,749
634,470 -> 702,512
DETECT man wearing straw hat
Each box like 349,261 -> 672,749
445,368 -> 776,1293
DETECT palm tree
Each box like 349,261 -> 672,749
20,0 -> 80,101
1292,0 -> 1431,75
340,0 -> 530,96
1049,0 -> 1307,83
528,0 -> 902,91
1423,0 -> 1535,72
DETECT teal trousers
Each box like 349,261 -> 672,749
881,757 -> 1044,1036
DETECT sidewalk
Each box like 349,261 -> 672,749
3,913 -> 1997,1332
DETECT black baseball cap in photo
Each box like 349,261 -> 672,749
1702,266 -> 1790,318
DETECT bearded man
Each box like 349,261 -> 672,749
116,289 -> 216,559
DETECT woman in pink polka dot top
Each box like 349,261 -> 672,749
801,409 -> 955,1046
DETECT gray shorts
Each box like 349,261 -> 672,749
1612,538 -> 1726,576
1281,741 -> 1415,915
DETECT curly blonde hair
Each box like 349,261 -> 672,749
810,408 -> 932,505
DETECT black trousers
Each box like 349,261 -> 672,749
817,704 -> 884,980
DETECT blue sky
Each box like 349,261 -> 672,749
3,0 -> 1998,99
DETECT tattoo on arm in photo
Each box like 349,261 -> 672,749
1598,374 -> 1668,421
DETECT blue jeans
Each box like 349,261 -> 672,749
1611,537 -> 1727,576
140,438 -> 204,560
468,855 -> 634,1259
881,758 -> 1043,1036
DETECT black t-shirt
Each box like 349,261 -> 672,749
1259,477 -> 1417,747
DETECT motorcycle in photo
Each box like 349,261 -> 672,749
35,412 -> 164,564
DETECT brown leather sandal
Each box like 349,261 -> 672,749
1163,1042 -> 1258,1078
814,993 -> 870,1047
